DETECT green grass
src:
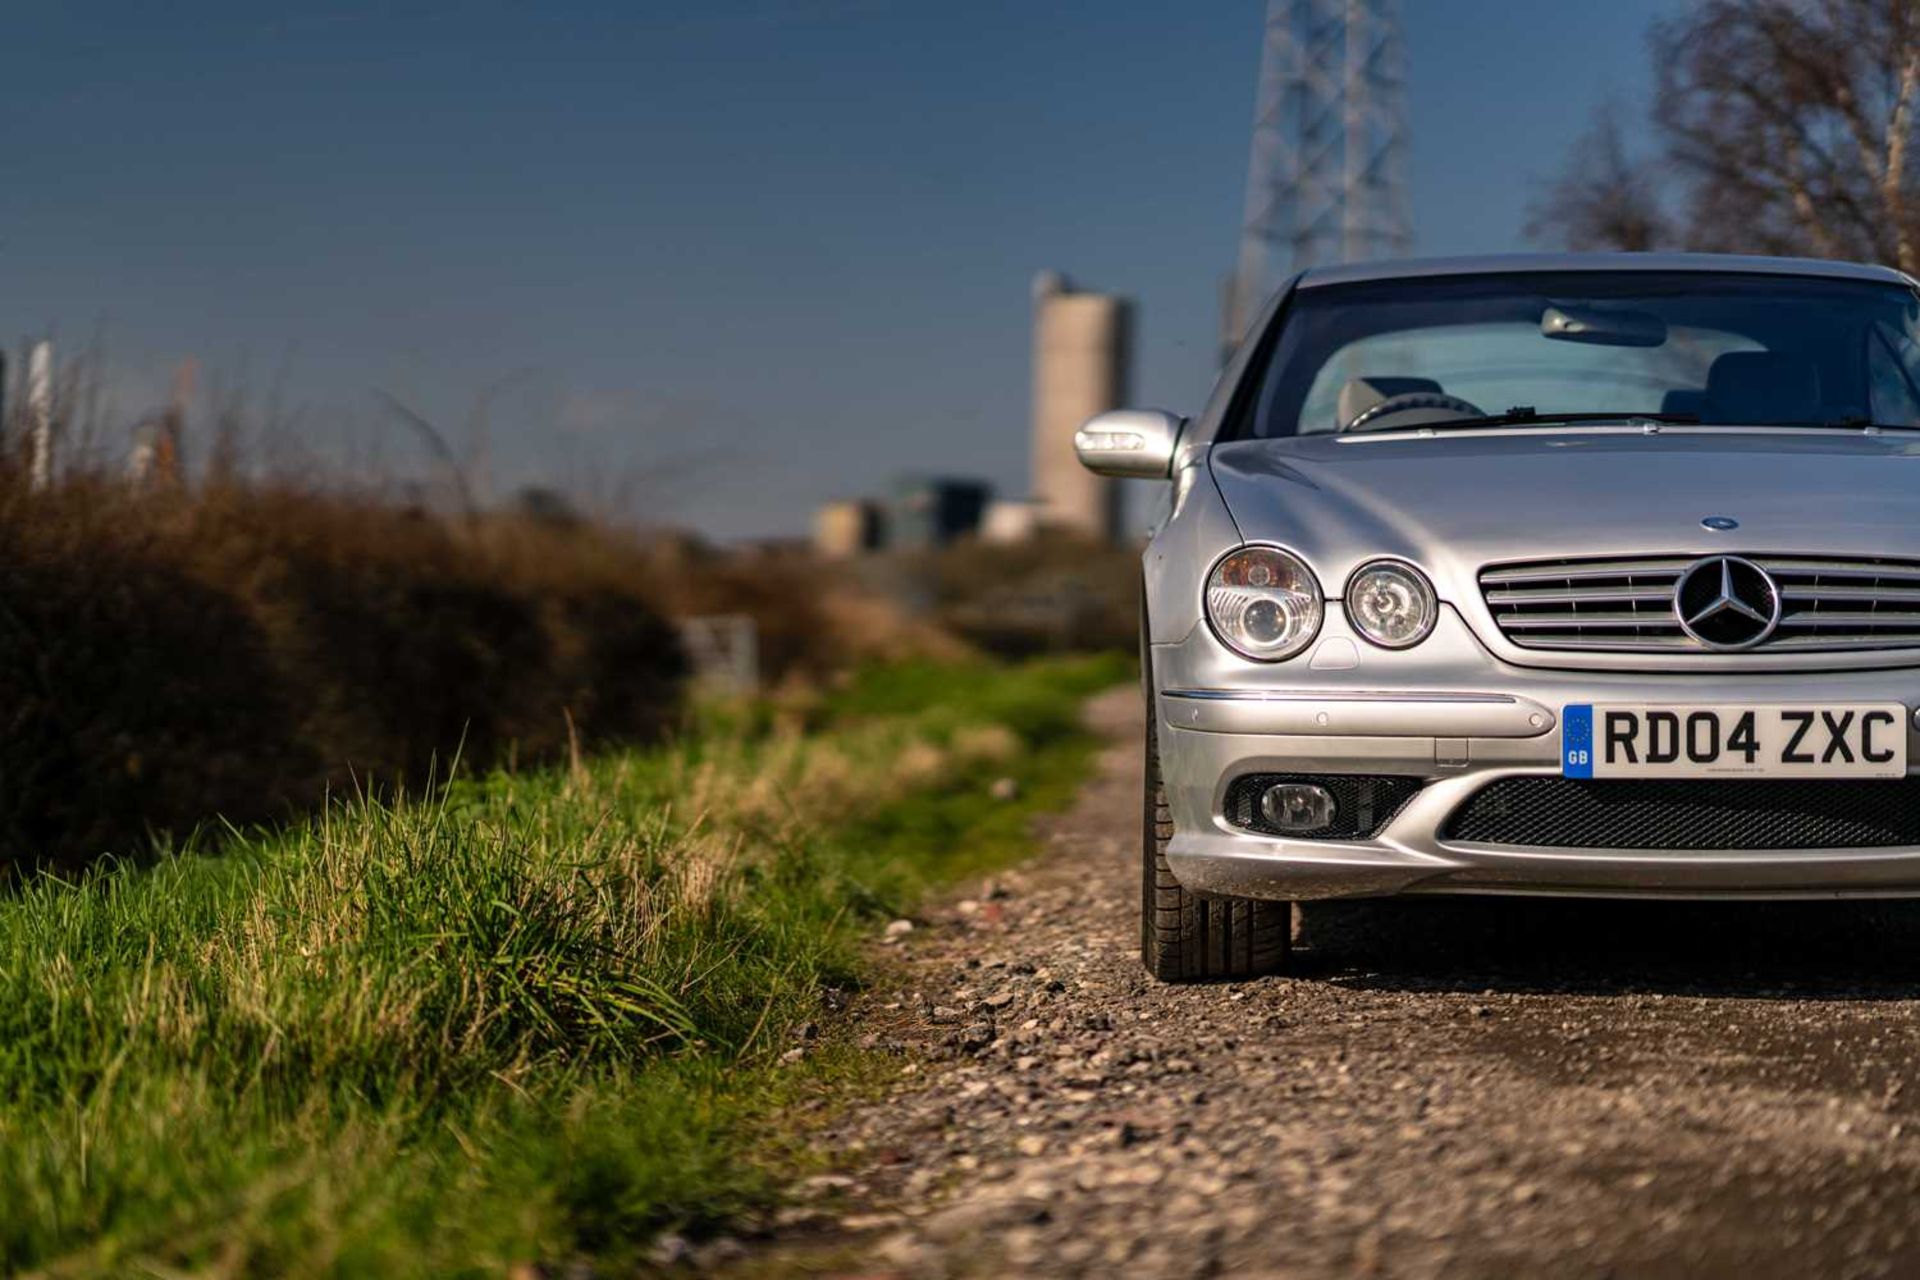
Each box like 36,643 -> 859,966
0,653 -> 1128,1277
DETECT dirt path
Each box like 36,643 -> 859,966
748,686 -> 1920,1278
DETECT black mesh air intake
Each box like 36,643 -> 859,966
1445,777 -> 1920,850
1223,774 -> 1423,839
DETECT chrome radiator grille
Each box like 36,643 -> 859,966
1480,555 -> 1920,653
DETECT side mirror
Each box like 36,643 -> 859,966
1073,409 -> 1184,479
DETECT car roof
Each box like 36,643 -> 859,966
1295,251 -> 1915,289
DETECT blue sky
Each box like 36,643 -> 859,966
0,1 -> 1673,537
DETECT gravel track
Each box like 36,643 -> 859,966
744,686 -> 1920,1278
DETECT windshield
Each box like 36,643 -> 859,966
1235,271 -> 1920,438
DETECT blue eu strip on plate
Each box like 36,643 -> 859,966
1562,704 -> 1594,778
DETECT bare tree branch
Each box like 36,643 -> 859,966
1524,106 -> 1673,251
1540,0 -> 1920,271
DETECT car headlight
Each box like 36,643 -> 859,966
1205,546 -> 1324,661
1346,560 -> 1437,649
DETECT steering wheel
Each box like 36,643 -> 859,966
1341,391 -> 1486,433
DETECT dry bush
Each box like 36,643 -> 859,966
0,478 -> 684,871
0,349 -> 987,871
0,468 -> 985,872
919,532 -> 1140,657
630,539 -> 970,680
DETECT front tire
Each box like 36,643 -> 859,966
1141,673 -> 1292,981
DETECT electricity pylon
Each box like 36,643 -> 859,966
1223,0 -> 1412,358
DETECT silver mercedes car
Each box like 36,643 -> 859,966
1076,252 -> 1920,981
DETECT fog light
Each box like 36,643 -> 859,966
1260,783 -> 1337,834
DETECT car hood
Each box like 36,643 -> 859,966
1207,427 -> 1920,598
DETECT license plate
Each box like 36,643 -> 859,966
1562,704 -> 1907,779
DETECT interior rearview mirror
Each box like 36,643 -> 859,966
1073,409 -> 1184,479
1541,303 -> 1668,347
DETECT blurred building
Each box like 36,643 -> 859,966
889,475 -> 990,551
980,498 -> 1040,544
812,499 -> 886,558
1030,271 -> 1132,544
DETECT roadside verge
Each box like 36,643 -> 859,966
0,654 -> 1128,1277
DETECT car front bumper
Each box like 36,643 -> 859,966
1154,608 -> 1920,902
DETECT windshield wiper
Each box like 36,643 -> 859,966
1626,415 -> 1920,431
1358,406 -> 1920,435
1810,415 -> 1920,431
1382,407 -> 1702,433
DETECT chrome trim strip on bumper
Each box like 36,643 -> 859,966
1161,688 -> 1517,703
1159,688 -> 1556,738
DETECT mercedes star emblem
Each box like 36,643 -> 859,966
1674,555 -> 1782,651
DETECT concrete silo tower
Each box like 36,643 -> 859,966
1029,271 -> 1132,544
